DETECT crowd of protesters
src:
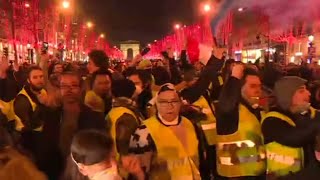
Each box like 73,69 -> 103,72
0,43 -> 320,180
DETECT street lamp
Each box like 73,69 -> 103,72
174,24 -> 181,30
25,3 -> 30,8
203,4 -> 211,12
308,35 -> 314,42
86,21 -> 93,28
62,0 -> 70,9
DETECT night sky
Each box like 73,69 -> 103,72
78,0 -> 197,44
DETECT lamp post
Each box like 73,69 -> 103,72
308,35 -> 315,63
86,21 -> 93,29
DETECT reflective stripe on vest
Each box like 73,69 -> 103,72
218,76 -> 224,86
144,116 -> 201,180
262,111 -> 305,177
218,140 -> 266,165
266,151 -> 301,166
193,96 -> 217,145
208,76 -> 224,91
14,88 -> 45,132
219,154 -> 266,165
201,122 -> 216,131
216,104 -> 266,177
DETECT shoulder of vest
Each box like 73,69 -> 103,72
145,116 -> 156,121
194,96 -> 206,103
263,111 -> 285,119
109,106 -> 136,117
40,89 -> 47,94
15,92 -> 30,101
112,106 -> 132,112
310,107 -> 317,119
239,103 -> 265,114
262,111 -> 295,126
85,90 -> 96,96
18,88 -> 27,94
238,103 -> 251,113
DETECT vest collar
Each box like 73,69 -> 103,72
24,85 -> 41,105
112,97 -> 145,120
240,98 -> 262,120
112,97 -> 134,108
156,114 -> 181,127
271,107 -> 311,123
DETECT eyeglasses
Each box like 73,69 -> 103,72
158,100 -> 180,107
60,84 -> 80,90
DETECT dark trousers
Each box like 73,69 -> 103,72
19,130 -> 63,179
19,130 -> 44,161
200,145 -> 218,180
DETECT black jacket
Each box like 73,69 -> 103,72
181,56 -> 223,104
262,108 -> 320,167
0,69 -> 25,102
13,85 -> 47,131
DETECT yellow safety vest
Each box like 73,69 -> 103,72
193,96 -> 217,146
84,90 -> 105,113
216,104 -> 266,177
106,107 -> 139,159
0,100 -> 15,121
144,116 -> 201,180
208,76 -> 224,92
13,88 -> 46,132
261,109 -> 316,177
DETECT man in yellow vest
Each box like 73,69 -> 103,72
106,79 -> 143,160
13,66 -> 47,169
129,83 -> 202,180
261,76 -> 320,178
180,87 -> 218,179
216,64 -> 266,179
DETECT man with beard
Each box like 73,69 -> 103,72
13,66 -> 47,170
262,76 -> 320,178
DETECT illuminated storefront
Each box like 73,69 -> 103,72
235,48 -> 276,63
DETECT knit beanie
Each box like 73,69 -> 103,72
112,79 -> 136,98
273,76 -> 307,111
